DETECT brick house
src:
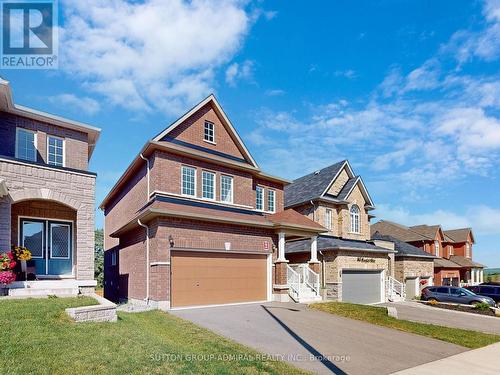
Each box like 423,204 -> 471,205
0,80 -> 100,294
283,160 -> 400,304
100,95 -> 325,309
371,221 -> 484,286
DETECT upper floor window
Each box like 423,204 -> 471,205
202,170 -> 215,200
434,240 -> 440,256
350,205 -> 360,233
47,136 -> 64,167
111,250 -> 117,266
466,243 -> 470,258
268,190 -> 276,213
221,175 -> 233,203
204,121 -> 215,143
181,166 -> 196,196
448,245 -> 454,257
256,186 -> 264,211
325,208 -> 332,230
16,128 -> 37,162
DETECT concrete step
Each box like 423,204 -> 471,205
8,287 -> 79,297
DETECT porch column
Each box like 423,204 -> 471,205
471,268 -> 475,284
480,269 -> 484,283
277,232 -> 286,261
308,236 -> 321,274
0,194 -> 12,250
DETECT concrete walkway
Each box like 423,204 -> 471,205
381,301 -> 500,335
392,342 -> 500,374
172,302 -> 465,375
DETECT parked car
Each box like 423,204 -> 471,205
465,284 -> 500,307
421,286 -> 496,306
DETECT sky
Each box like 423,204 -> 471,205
2,0 -> 499,267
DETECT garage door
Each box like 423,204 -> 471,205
171,251 -> 267,308
342,270 -> 383,304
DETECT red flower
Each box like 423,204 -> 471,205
10,261 -> 16,269
6,252 -> 14,260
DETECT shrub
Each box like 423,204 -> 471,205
0,270 -> 16,285
473,302 -> 491,310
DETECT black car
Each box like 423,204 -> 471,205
465,284 -> 500,307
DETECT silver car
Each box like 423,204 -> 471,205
421,286 -> 496,306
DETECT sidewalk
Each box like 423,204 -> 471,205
391,342 -> 500,374
381,301 -> 500,335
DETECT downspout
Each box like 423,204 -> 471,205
138,219 -> 150,303
140,153 -> 150,202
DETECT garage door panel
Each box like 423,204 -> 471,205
171,251 -> 267,308
342,270 -> 383,304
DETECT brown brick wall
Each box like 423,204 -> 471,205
434,268 -> 461,286
0,111 -> 89,170
394,257 -> 434,283
163,103 -> 247,161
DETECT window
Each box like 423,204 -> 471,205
47,136 -> 64,166
256,186 -> 264,211
221,175 -> 233,203
181,166 -> 196,196
16,128 -> 37,162
111,250 -> 117,266
325,208 -> 332,230
204,121 -> 215,143
350,205 -> 360,233
267,190 -> 275,213
466,243 -> 470,258
434,240 -> 440,256
202,171 -> 215,200
436,287 -> 449,294
448,245 -> 454,257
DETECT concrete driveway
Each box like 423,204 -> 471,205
171,302 -> 466,375
381,301 -> 500,335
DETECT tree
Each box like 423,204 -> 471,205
94,229 -> 104,288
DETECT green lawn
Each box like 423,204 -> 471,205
0,297 -> 306,375
311,302 -> 500,349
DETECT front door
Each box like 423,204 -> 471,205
20,218 -> 73,276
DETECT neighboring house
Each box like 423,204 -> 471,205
0,80 -> 100,294
371,233 -> 436,299
100,95 -> 324,309
284,160 -> 398,305
371,221 -> 484,286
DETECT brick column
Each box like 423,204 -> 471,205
0,195 -> 11,250
273,260 -> 289,302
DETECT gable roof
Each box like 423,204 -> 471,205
284,160 -> 374,208
449,255 -> 484,268
152,94 -> 258,168
0,79 -> 101,158
410,224 -> 443,240
286,235 -> 394,254
443,228 -> 475,244
370,220 -> 430,242
371,232 -> 436,259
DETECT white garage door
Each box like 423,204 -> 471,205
342,270 -> 383,304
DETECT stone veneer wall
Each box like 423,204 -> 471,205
0,159 -> 96,280
394,257 -> 434,283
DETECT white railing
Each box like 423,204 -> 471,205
387,276 -> 405,301
300,264 -> 320,296
286,264 -> 301,301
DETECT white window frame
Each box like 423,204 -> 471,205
220,175 -> 233,204
15,128 -> 37,162
267,190 -> 276,213
204,121 -> 215,144
181,166 -> 197,197
256,186 -> 264,211
325,208 -> 332,230
350,205 -> 360,233
434,240 -> 440,257
46,135 -> 65,167
466,243 -> 470,258
49,222 -> 71,260
201,170 -> 216,200
448,245 -> 454,257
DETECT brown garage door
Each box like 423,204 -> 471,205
171,251 -> 267,308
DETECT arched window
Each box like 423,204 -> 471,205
350,205 -> 360,233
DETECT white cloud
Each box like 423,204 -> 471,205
60,0 -> 251,114
334,69 -> 357,79
375,204 -> 500,236
48,93 -> 101,115
225,60 -> 255,86
265,89 -> 285,96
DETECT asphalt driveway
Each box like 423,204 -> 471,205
381,301 -> 500,335
171,302 -> 466,375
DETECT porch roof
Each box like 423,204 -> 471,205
285,235 -> 395,254
449,255 -> 485,268
434,257 -> 462,269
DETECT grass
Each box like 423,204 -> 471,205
311,302 -> 500,349
0,297 -> 306,375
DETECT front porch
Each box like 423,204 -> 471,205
4,279 -> 97,297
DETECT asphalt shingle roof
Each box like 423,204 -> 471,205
434,258 -> 462,268
371,232 -> 436,259
335,177 -> 358,201
449,255 -> 485,268
285,235 -> 393,254
444,228 -> 473,243
371,221 -> 429,242
284,160 -> 346,207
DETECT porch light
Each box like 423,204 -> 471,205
168,235 -> 174,248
